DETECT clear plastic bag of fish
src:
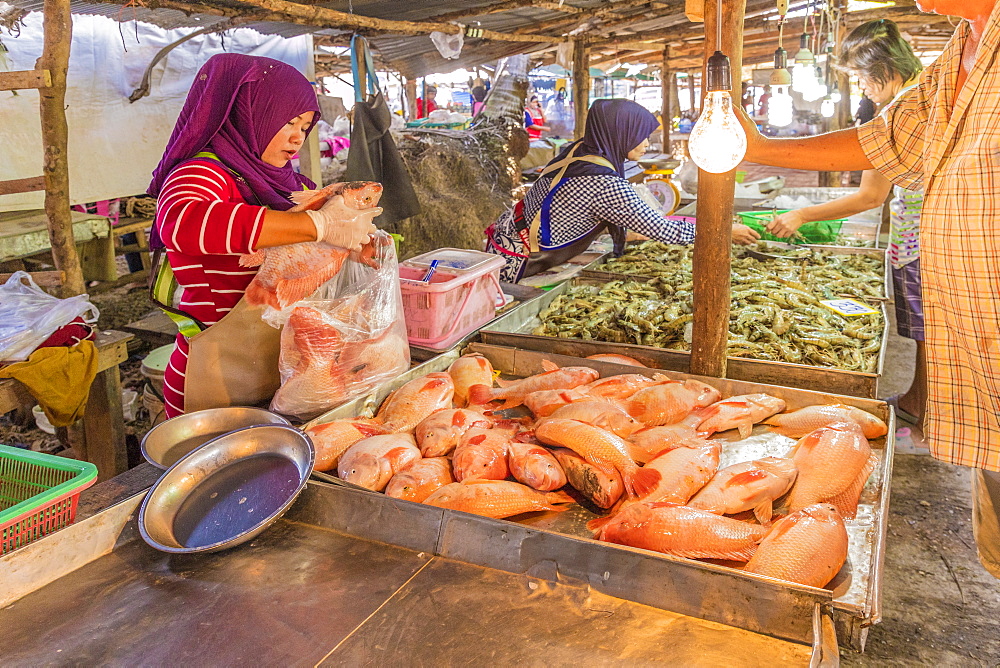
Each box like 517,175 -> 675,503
270,231 -> 410,420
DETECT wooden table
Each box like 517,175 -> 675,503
0,330 -> 133,482
121,310 -> 178,347
0,210 -> 116,282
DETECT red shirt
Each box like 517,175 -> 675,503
416,98 -> 438,119
154,159 -> 268,416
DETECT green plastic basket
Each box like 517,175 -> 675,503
736,210 -> 845,244
0,445 -> 98,555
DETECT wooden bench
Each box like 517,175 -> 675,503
111,216 -> 153,272
0,330 -> 134,482
0,210 -> 117,283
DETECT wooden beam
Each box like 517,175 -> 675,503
0,69 -> 51,92
297,34 -> 323,187
39,0 -> 85,297
661,45 -> 671,136
690,0 -> 746,378
0,176 -> 46,196
572,40 -> 590,140
0,271 -> 64,290
429,0 -> 580,23
404,78 -> 418,121
218,0 -> 566,42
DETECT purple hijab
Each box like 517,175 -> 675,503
148,53 -> 320,210
547,98 -> 659,178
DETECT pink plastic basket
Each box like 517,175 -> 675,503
399,249 -> 505,351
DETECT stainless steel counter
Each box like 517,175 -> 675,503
0,474 -> 816,666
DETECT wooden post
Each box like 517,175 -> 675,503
39,0 -> 85,297
690,0 -> 747,378
661,46 -> 671,151
404,77 -> 417,121
688,70 -> 697,112
572,39 -> 591,140
298,34 -> 324,187
821,1 -> 851,187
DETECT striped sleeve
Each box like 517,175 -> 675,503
155,161 -> 267,256
592,178 -> 696,245
857,69 -> 935,191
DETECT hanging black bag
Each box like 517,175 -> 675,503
344,35 -> 421,227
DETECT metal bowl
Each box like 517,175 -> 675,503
141,407 -> 291,469
139,424 -> 314,554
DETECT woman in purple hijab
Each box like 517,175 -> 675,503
486,98 -> 757,282
149,53 -> 380,418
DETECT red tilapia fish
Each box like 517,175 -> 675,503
423,480 -> 574,519
385,457 -> 455,503
786,421 -> 876,519
305,417 -> 384,472
583,374 -> 661,401
688,457 -> 798,523
337,433 -> 420,491
376,372 -> 455,433
625,379 -> 721,426
544,400 -> 642,438
508,441 -> 567,491
242,181 -> 383,310
270,305 -> 349,419
452,426 -> 517,481
585,354 -> 648,367
744,503 -> 849,588
415,408 -> 493,457
534,418 -> 660,498
765,404 -> 888,439
523,387 -> 590,418
468,360 -> 599,409
695,394 -> 787,438
550,448 -> 624,509
448,353 -> 495,408
632,440 -> 722,505
627,423 -> 701,464
593,502 -> 768,562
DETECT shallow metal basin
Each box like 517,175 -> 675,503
141,407 -> 291,469
139,424 -> 314,554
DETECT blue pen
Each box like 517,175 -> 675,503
421,260 -> 440,282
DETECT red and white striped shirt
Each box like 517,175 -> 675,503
154,159 -> 268,417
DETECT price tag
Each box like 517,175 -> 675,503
820,299 -> 879,317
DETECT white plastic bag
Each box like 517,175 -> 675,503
270,232 -> 410,420
430,29 -> 464,59
0,272 -> 99,362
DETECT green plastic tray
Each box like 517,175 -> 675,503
737,210 -> 845,244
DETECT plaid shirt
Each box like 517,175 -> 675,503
858,4 -> 1000,471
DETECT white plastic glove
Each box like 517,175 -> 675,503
305,194 -> 382,252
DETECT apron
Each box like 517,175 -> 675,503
486,145 -> 622,280
149,151 -> 283,414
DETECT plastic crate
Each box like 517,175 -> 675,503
399,249 -> 505,351
0,444 -> 98,555
737,210 -> 844,244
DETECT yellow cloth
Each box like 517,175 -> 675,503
0,340 -> 98,427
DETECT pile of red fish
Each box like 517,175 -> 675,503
305,353 -> 888,589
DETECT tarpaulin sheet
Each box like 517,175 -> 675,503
0,12 -> 310,212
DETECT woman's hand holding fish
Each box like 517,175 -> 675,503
306,194 -> 382,252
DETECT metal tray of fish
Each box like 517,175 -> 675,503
480,277 -> 888,399
308,343 -> 895,652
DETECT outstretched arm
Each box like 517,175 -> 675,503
737,107 -> 874,172
767,169 -> 891,238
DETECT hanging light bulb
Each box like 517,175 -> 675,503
803,66 -> 828,102
821,96 -> 835,118
830,90 -> 842,103
791,33 -> 816,93
768,46 -> 794,127
688,51 -> 747,173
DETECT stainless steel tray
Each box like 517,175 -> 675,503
0,478 -> 831,665
309,342 -> 894,652
480,277 -> 889,399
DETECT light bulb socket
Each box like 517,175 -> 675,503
705,50 -> 732,92
773,46 -> 788,71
